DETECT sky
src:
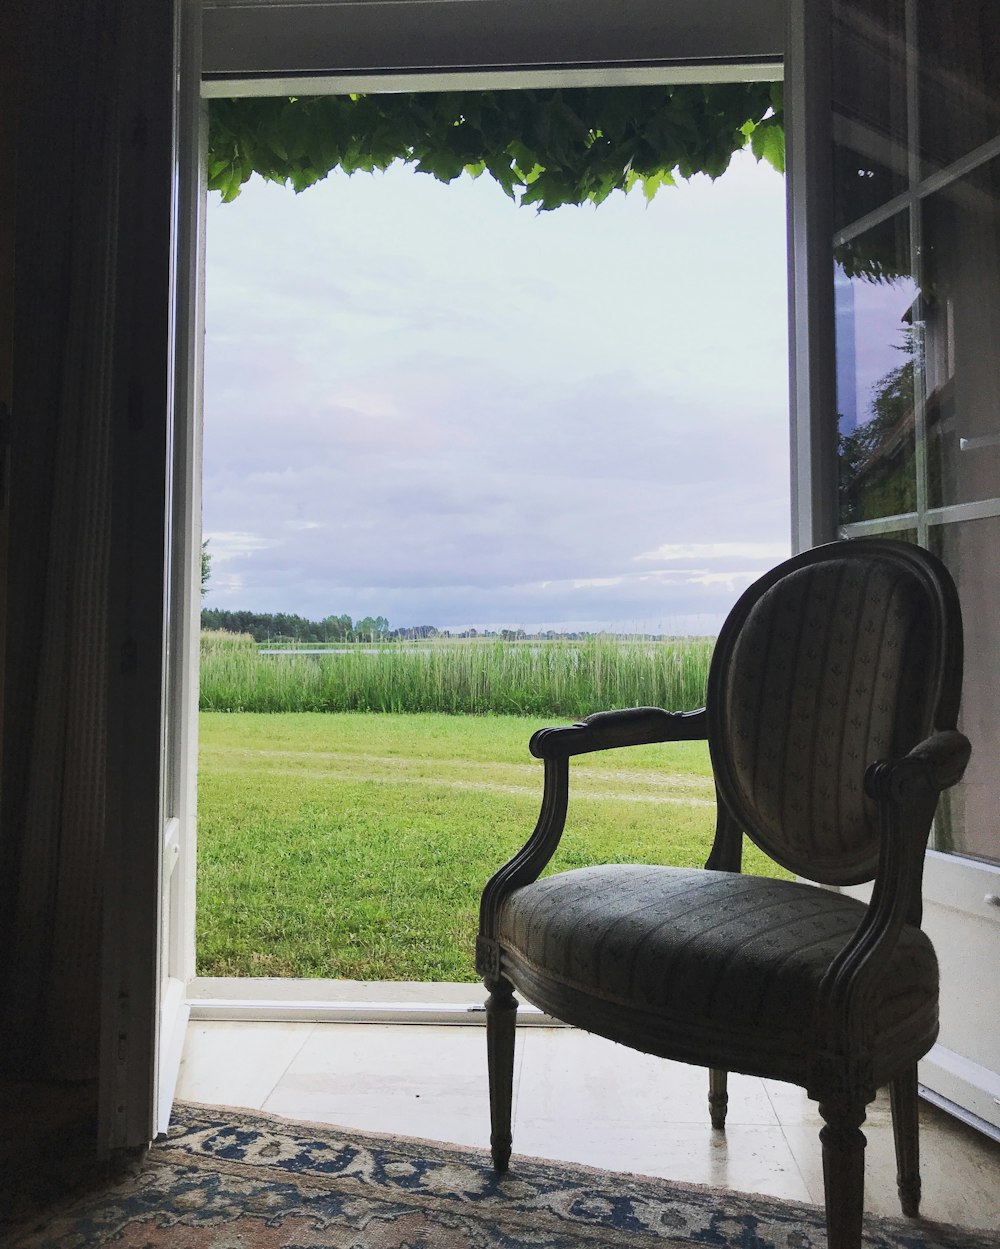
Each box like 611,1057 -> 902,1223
203,146 -> 791,636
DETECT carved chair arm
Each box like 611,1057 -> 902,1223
477,706 -> 708,979
810,730 -> 971,1094
864,729 -> 971,806
530,707 -> 708,759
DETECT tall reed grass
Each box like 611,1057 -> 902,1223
199,633 -> 714,718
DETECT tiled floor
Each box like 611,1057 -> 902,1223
177,1020 -> 1000,1231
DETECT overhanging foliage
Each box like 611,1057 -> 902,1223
208,83 -> 785,209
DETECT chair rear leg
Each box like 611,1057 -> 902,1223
708,1068 -> 728,1129
485,976 -> 517,1172
819,1100 -> 867,1249
889,1065 -> 921,1217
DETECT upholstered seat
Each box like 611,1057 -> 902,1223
498,865 -> 938,1085
477,539 -> 970,1249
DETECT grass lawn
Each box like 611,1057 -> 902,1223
197,711 -> 790,981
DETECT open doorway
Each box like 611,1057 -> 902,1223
192,85 -> 790,997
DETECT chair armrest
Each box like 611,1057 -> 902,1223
864,729 -> 971,806
811,729 -> 971,1092
478,706 -> 709,980
530,707 -> 708,759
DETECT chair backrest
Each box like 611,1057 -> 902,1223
706,539 -> 963,886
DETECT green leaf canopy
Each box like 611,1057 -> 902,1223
208,82 -> 785,208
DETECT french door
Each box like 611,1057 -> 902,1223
98,0 -> 202,1149
792,0 -> 1000,1134
153,0 -> 205,1136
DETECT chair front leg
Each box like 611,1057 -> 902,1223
889,1065 -> 921,1217
708,1068 -> 728,1129
485,975 -> 518,1172
819,1100 -> 867,1249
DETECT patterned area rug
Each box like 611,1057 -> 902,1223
8,1101 -> 999,1248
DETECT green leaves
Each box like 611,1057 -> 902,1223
207,83 -> 785,208
749,117 -> 786,174
413,147 -> 468,183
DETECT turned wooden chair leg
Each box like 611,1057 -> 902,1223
819,1100 -> 867,1249
889,1065 -> 921,1217
485,976 -> 518,1172
708,1068 -> 728,1129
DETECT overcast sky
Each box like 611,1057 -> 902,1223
203,147 -> 790,635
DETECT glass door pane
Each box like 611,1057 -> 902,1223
923,155 -> 1000,509
928,518 -> 1000,866
835,211 -> 918,524
831,0 -> 908,232
916,0 -> 1000,177
828,0 -> 1000,1134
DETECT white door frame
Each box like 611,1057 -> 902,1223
99,0 -> 205,1152
784,0 -> 838,553
184,0 -> 787,1031
99,0 -> 186,1154
154,0 -> 207,1137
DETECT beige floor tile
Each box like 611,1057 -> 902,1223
516,1029 -> 778,1127
177,1021 -> 315,1109
764,1078 -> 895,1128
781,1102 -> 1000,1228
260,1024 -> 510,1151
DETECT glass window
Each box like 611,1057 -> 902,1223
831,0 -> 908,233
870,527 -> 917,544
923,155 -> 1000,509
835,213 -> 918,523
927,518 -> 1000,867
917,0 -> 1000,176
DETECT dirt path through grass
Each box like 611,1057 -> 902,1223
208,747 -> 718,805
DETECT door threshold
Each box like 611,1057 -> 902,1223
187,977 -> 560,1025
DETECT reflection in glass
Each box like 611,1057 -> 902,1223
835,214 -> 918,523
928,519 -> 1000,867
923,155 -> 1000,509
918,0 -> 1000,176
831,0 -> 907,233
867,528 -> 917,545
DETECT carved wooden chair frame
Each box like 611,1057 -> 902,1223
477,539 -> 969,1249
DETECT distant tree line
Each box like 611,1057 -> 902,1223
201,609 -> 461,642
201,608 -> 678,644
202,609 -> 397,642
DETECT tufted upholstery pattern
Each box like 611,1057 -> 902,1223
711,558 -> 936,884
498,864 -> 939,1080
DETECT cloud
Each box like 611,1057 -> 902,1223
207,531 -> 284,560
633,541 -> 791,563
202,152 -> 789,633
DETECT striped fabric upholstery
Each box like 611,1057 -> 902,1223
714,558 -> 936,884
498,865 -> 938,1078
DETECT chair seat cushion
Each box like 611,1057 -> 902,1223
498,865 -> 938,1083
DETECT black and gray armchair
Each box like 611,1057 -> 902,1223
477,539 -> 969,1249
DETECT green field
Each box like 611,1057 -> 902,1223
197,711 -> 789,980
